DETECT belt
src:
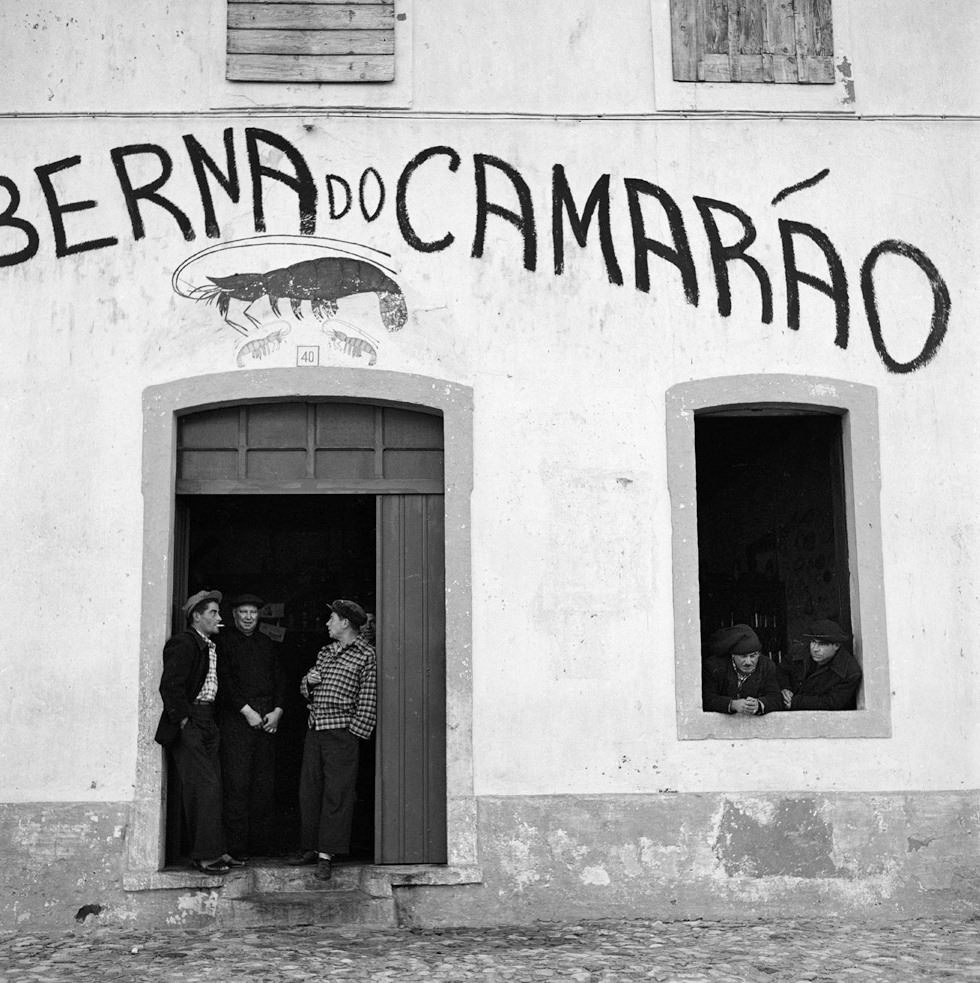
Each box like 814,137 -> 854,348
191,699 -> 215,706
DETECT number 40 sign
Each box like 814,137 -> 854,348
296,346 -> 320,366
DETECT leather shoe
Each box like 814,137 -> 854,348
285,850 -> 318,866
193,858 -> 230,874
314,857 -> 332,880
222,854 -> 247,867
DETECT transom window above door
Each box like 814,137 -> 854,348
177,400 -> 443,491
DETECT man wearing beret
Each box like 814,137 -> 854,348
217,593 -> 287,863
154,590 -> 230,874
781,619 -> 863,711
288,599 -> 377,880
702,624 -> 783,715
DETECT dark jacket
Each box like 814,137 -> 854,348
154,628 -> 210,746
786,645 -> 862,710
702,654 -> 783,715
217,627 -> 286,717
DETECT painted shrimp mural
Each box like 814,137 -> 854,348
194,256 -> 406,333
172,236 -> 409,367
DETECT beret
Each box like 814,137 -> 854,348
729,624 -> 762,655
705,624 -> 762,657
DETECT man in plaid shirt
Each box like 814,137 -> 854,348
287,599 -> 376,880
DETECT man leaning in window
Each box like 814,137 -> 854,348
781,620 -> 863,711
702,624 -> 783,715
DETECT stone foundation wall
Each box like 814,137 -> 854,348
395,792 -> 980,926
0,803 -> 131,931
2,792 -> 977,931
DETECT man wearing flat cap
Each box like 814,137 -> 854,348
288,599 -> 377,880
702,624 -> 783,715
217,593 -> 287,862
154,589 -> 229,874
781,619 -> 863,711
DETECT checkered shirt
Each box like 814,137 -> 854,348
302,635 -> 377,739
194,634 -> 219,703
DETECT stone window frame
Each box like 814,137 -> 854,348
125,367 -> 478,889
666,374 -> 891,740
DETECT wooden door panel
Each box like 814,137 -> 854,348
377,495 -> 447,864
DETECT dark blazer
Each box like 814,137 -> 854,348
702,654 -> 783,714
785,645 -> 862,710
154,629 -> 211,746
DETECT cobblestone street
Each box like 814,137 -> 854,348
1,916 -> 975,982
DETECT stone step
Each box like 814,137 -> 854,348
218,888 -> 397,928
251,861 -> 364,893
218,861 -> 373,899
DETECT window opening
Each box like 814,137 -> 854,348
695,411 -> 853,699
667,375 -> 891,741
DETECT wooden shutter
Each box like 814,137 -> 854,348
376,494 -> 447,864
227,1 -> 395,83
670,0 -> 834,84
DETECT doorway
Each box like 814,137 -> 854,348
163,397 -> 449,868
166,494 -> 376,865
131,373 -> 475,882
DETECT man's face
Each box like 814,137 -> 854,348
327,611 -> 347,638
195,601 -> 222,637
233,604 -> 259,635
809,640 -> 840,664
732,650 -> 760,674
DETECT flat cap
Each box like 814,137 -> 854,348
803,619 -> 849,643
230,593 -> 264,609
182,589 -> 222,617
328,599 -> 368,629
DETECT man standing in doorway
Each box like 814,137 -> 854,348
217,593 -> 286,862
288,600 -> 377,880
154,590 -> 230,874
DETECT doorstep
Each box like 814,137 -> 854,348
122,860 -> 483,895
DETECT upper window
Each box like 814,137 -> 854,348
651,0 -> 853,113
227,1 -> 396,83
670,0 -> 834,84
667,375 -> 891,740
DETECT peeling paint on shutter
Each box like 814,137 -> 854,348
227,1 -> 395,83
669,0 -> 834,84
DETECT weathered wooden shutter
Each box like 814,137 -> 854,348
376,494 -> 447,864
227,1 -> 395,83
670,0 -> 834,83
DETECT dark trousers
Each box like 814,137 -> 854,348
299,728 -> 360,856
171,705 -> 226,860
219,710 -> 276,856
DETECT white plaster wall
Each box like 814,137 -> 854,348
0,1 -> 977,116
0,114 -> 976,806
